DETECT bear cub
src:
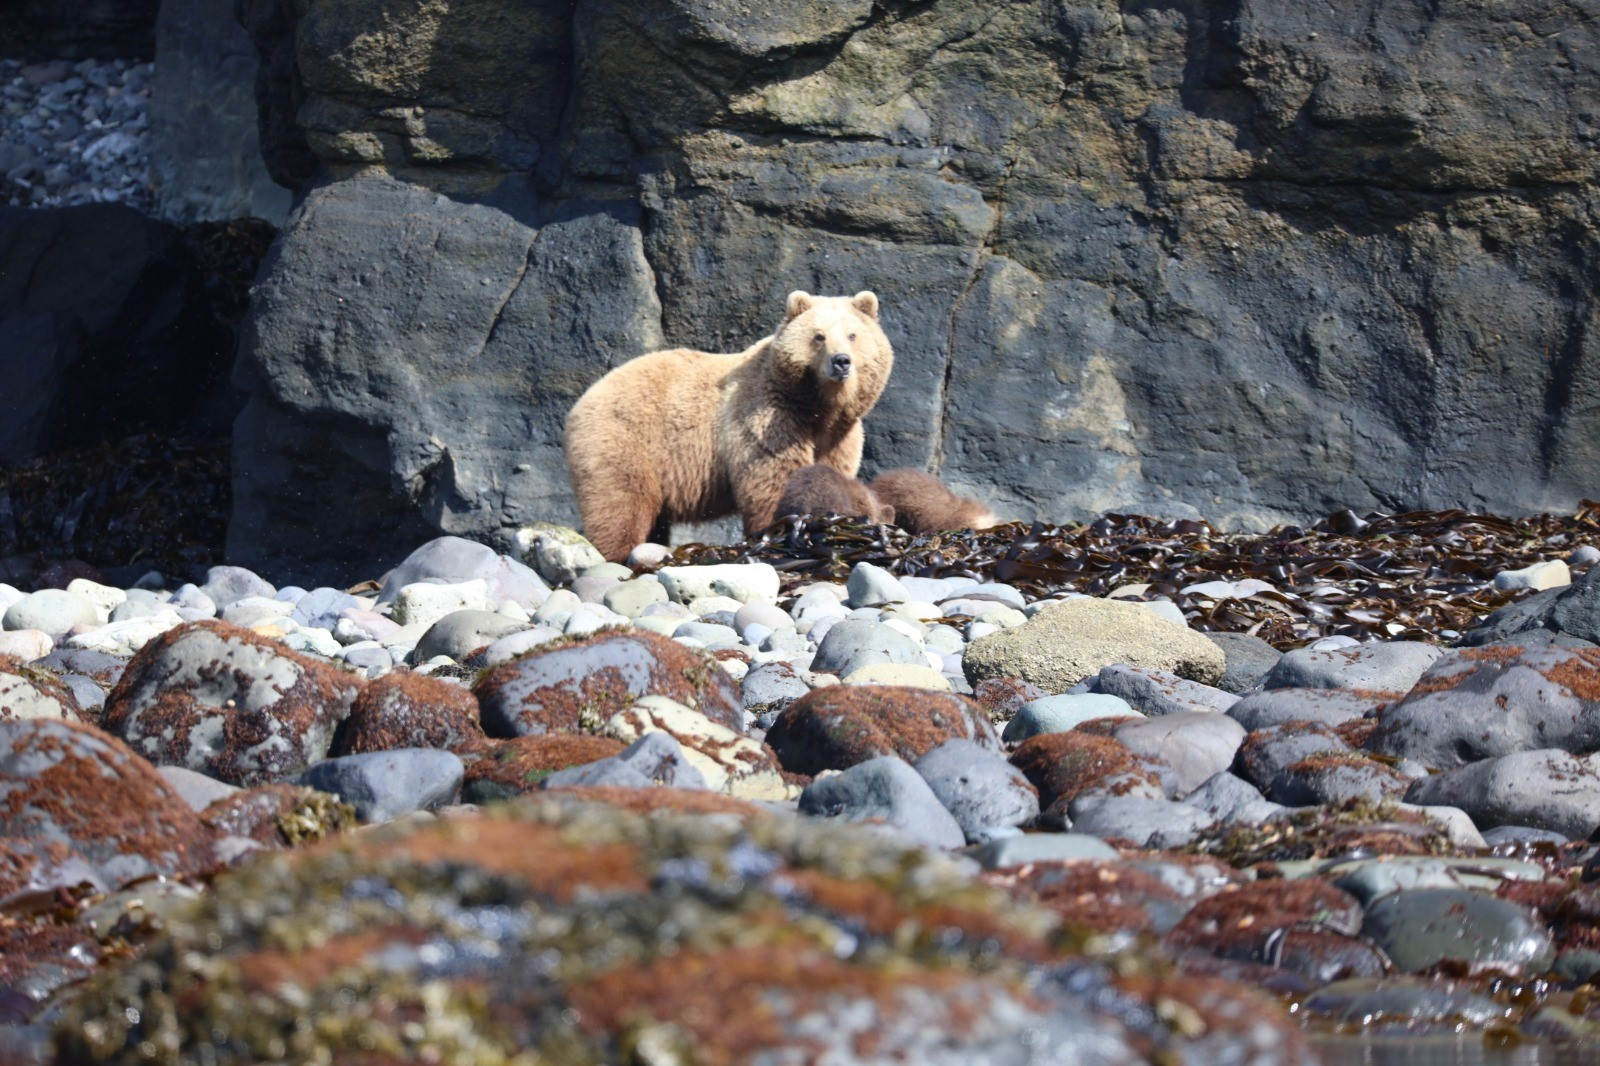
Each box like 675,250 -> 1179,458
777,465 -> 895,525
563,291 -> 893,562
870,469 -> 998,533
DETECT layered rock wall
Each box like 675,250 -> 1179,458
230,0 -> 1600,583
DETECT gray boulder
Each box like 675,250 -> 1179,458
296,749 -> 465,823
542,731 -> 709,791
1066,794 -> 1217,849
912,738 -> 1040,841
1111,712 -> 1247,796
810,618 -> 926,677
798,756 -> 966,850
1403,749 -> 1600,840
1371,645 -> 1600,769
1087,663 -> 1239,717
1260,641 -> 1444,695
1227,688 -> 1381,731
1204,632 -> 1283,694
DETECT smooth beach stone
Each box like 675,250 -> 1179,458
542,731 -> 709,791
289,588 -> 364,632
1402,748 -> 1600,839
672,621 -> 741,645
1001,693 -> 1138,743
1204,631 -> 1283,693
1226,687 -> 1381,730
1266,752 -> 1411,807
767,686 -> 999,776
414,609 -> 528,662
390,579 -> 490,629
3,589 -> 100,636
1183,771 -> 1286,826
1088,663 -> 1239,716
798,755 -> 967,850
0,656 -> 82,722
512,523 -> 605,585
810,618 -> 927,677
1325,856 -> 1547,906
1231,722 -> 1350,791
606,695 -> 785,799
1301,978 -> 1508,1031
296,749 -> 465,823
1361,888 -> 1555,975
198,565 -> 275,610
1260,640 -> 1444,694
1112,712 -> 1246,795
157,765 -> 240,811
656,563 -> 780,605
1066,794 -> 1217,848
379,536 -> 550,608
842,662 -> 951,691
969,832 -> 1120,869
913,738 -> 1039,841
480,626 -> 563,667
845,561 -> 908,607
1494,559 -> 1571,591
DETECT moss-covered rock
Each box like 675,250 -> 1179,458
52,798 -> 1311,1064
765,685 -> 998,776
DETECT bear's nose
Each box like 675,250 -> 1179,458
828,353 -> 852,380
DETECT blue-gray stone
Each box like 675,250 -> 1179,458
541,732 -> 708,791
810,618 -> 926,677
296,749 -> 464,823
1001,693 -> 1137,743
798,755 -> 966,849
912,738 -> 1039,841
1361,888 -> 1555,976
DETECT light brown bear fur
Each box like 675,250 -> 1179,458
564,291 -> 893,562
777,464 -> 896,524
870,468 -> 998,533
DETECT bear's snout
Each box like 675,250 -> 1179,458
827,352 -> 853,381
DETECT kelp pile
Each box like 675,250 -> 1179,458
0,433 -> 230,578
666,503 -> 1600,649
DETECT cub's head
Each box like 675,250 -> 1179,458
772,291 -> 894,416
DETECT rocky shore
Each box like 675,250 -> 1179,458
3,512 -> 1600,1062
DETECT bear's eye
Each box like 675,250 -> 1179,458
848,333 -> 857,342
813,332 -> 825,344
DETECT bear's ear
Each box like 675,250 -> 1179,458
851,291 -> 879,319
786,291 -> 814,319
878,503 -> 896,525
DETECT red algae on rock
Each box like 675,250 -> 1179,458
334,670 -> 484,756
50,800 -> 1312,1064
473,627 -> 742,738
101,620 -> 363,786
764,685 -> 999,775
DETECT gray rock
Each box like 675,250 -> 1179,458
1260,641 -> 1444,695
845,562 -> 908,608
3,590 -> 100,635
672,621 -> 740,645
602,577 -> 668,619
1000,693 -> 1138,743
1066,794 -> 1217,849
149,0 -> 290,224
296,749 -> 465,822
1267,754 -> 1411,807
377,537 -> 549,610
1111,713 -> 1247,796
1403,748 -> 1600,839
1204,631 -> 1283,694
480,626 -> 563,667
1371,645 -> 1600,769
1232,722 -> 1350,791
810,618 -> 927,677
968,832 -> 1121,869
156,765 -> 240,811
167,584 -> 216,618
1227,688 -> 1382,730
912,738 -> 1040,841
1302,978 -> 1510,1030
198,566 -> 275,611
542,731 -> 709,791
1480,825 -> 1569,847
1087,663 -> 1239,717
414,610 -> 529,662
1183,772 -> 1287,826
798,756 -> 967,849
1459,563 -> 1600,646
741,660 -> 811,727
290,587 -> 364,632
1361,889 -> 1555,976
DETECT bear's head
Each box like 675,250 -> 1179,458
769,291 -> 893,419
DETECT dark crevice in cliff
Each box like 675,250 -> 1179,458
468,231 -> 537,367
1542,266 -> 1592,476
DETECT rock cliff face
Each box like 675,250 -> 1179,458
231,0 -> 1600,583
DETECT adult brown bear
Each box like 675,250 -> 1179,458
563,291 -> 893,562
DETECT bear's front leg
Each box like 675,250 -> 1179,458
815,421 -> 864,479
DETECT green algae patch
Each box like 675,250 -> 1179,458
49,796 -> 1314,1064
1185,798 -> 1457,869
